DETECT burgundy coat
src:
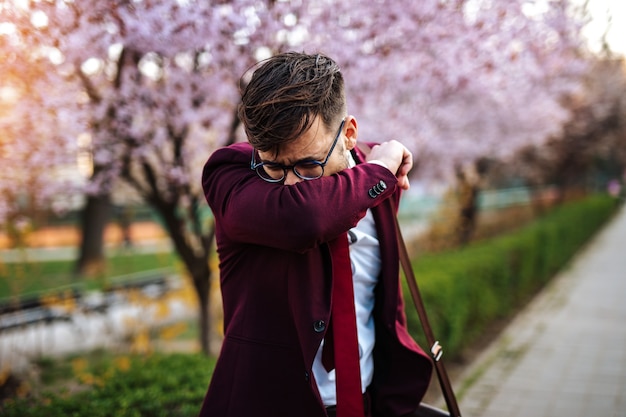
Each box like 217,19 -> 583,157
200,142 -> 432,417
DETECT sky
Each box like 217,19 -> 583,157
576,0 -> 626,56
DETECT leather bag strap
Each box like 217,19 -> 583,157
393,215 -> 462,417
354,141 -> 460,416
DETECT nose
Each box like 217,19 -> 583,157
283,169 -> 303,185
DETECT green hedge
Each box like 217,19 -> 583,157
404,194 -> 619,359
1,353 -> 215,417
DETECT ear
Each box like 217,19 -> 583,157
343,115 -> 358,151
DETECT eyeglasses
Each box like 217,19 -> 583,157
251,119 -> 345,183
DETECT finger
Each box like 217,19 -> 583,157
399,149 -> 413,176
398,175 -> 410,190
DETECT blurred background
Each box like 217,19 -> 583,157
1,1 -> 625,415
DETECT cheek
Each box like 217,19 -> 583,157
324,151 -> 350,176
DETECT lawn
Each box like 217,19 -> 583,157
1,349 -> 216,417
0,251 -> 179,301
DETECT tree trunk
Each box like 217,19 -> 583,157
454,169 -> 479,246
151,198 -> 216,356
457,187 -> 478,246
191,263 -> 213,355
75,193 -> 112,277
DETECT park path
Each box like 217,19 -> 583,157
452,202 -> 626,417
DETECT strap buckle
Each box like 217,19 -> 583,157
431,341 -> 443,362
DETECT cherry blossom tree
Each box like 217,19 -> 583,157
1,0 -> 595,352
1,0 -> 304,354
296,0 -> 592,241
0,14 -> 83,244
293,1 -> 589,176
499,56 -> 626,202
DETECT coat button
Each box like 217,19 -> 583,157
368,189 -> 378,198
304,371 -> 310,382
313,320 -> 326,333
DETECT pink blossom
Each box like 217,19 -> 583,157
0,0 -> 608,226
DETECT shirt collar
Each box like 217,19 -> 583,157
348,150 -> 357,168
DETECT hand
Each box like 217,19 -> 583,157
366,140 -> 413,190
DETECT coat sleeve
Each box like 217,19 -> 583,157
202,142 -> 399,253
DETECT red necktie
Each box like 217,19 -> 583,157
323,234 -> 364,417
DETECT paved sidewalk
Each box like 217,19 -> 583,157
455,203 -> 626,417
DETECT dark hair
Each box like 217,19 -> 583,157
238,52 -> 346,153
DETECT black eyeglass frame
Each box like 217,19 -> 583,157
250,119 -> 346,183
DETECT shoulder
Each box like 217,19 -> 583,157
202,142 -> 254,193
209,142 -> 253,163
203,142 -> 252,174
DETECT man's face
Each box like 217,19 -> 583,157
256,116 -> 352,185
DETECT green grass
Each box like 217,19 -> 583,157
0,251 -> 179,301
1,351 -> 216,417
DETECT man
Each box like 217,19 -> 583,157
201,52 -> 432,417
